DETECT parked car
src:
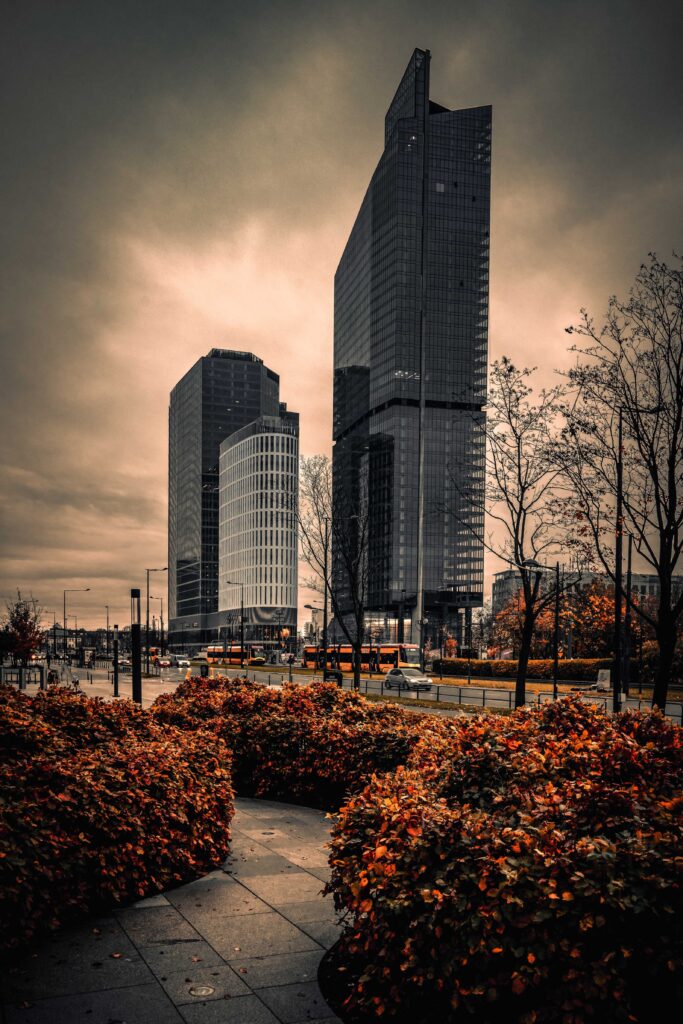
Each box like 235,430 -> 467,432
384,667 -> 433,692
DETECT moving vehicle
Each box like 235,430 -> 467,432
301,643 -> 421,673
176,657 -> 190,668
384,667 -> 433,692
206,643 -> 267,666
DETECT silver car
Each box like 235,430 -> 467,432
384,667 -> 433,692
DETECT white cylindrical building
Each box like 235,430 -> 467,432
218,406 -> 298,648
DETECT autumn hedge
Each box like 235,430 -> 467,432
151,676 -> 420,808
327,697 -> 683,1023
0,686 -> 234,954
3,677 -> 681,1024
432,657 -> 613,681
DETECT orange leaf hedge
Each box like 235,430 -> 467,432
151,676 -> 420,808
0,686 -> 234,954
432,657 -> 613,680
327,697 -> 683,1023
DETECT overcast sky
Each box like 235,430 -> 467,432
1,0 -> 681,629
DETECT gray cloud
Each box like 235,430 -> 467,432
1,0 -> 681,624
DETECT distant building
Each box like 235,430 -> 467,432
332,48 -> 491,650
168,349 -> 281,647
492,567 -> 683,618
218,407 -> 299,646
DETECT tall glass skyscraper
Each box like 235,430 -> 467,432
333,48 -> 491,649
168,349 -> 280,647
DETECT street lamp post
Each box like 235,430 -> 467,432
112,624 -> 119,697
145,567 -> 167,674
131,589 -> 142,704
552,562 -> 561,701
322,516 -> 329,673
225,580 -> 245,668
613,408 -> 624,714
623,534 -> 633,697
63,587 -> 90,658
105,605 -> 110,658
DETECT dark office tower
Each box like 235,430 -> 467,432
333,48 -> 490,651
168,349 -> 279,648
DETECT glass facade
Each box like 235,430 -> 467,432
333,48 -> 490,646
168,349 -> 279,646
218,407 -> 299,642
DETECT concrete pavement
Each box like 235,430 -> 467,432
1,799 -> 342,1024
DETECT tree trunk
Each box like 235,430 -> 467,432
515,610 -> 535,709
652,623 -> 675,710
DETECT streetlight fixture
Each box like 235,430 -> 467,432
145,567 -> 167,674
225,580 -> 245,668
63,588 -> 90,658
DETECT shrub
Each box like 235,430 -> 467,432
432,657 -> 614,681
0,686 -> 234,954
152,678 -> 428,809
327,697 -> 683,1023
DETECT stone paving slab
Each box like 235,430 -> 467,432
5,983 -> 184,1024
200,909 -> 321,960
230,949 -> 324,989
0,800 -> 342,1024
258,979 -> 333,1023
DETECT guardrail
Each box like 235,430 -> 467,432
232,667 -> 682,724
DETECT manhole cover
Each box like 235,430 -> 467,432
188,985 -> 215,997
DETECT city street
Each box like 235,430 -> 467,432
24,662 -> 679,722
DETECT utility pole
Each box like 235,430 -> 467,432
552,562 -> 561,701
613,409 -> 623,714
131,589 -> 142,704
113,624 -> 119,698
105,605 -> 110,657
322,516 -> 329,671
623,533 -> 633,698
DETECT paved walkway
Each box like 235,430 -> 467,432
1,799 -> 343,1024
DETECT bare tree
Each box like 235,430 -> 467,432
298,454 -> 369,690
446,358 -> 577,707
560,254 -> 683,709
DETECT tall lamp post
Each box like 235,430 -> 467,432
63,587 -> 90,658
131,589 -> 142,704
613,409 -> 624,713
105,605 -> 110,657
552,562 -> 561,701
623,534 -> 633,697
145,567 -> 167,674
322,517 -> 329,673
225,580 -> 245,668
